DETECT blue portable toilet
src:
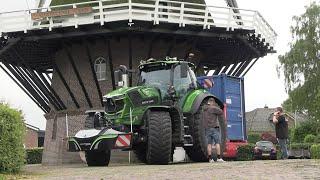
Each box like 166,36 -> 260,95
197,74 -> 247,141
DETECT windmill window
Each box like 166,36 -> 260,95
94,57 -> 107,81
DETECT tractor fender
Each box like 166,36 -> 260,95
189,93 -> 224,114
142,106 -> 171,127
146,105 -> 171,112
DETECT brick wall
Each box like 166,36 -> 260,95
24,127 -> 38,148
42,111 -> 85,165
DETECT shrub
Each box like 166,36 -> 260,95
289,143 -> 313,150
261,132 -> 277,144
310,144 -> 320,159
288,128 -> 295,142
26,148 -> 43,164
0,103 -> 25,173
247,133 -> 260,144
304,134 -> 316,143
291,120 -> 320,143
314,134 -> 320,143
236,144 -> 254,161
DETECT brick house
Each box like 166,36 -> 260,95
245,107 -> 308,140
24,123 -> 45,148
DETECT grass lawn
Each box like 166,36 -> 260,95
0,173 -> 32,180
0,168 -> 40,180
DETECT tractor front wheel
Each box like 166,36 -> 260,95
85,150 -> 111,166
146,111 -> 172,164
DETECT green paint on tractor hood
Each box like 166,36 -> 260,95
104,86 -> 162,126
105,87 -> 137,98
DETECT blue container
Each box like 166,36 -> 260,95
197,74 -> 247,141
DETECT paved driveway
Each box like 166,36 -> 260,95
22,159 -> 320,180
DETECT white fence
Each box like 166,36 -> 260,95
0,0 -> 277,46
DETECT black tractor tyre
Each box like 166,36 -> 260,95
184,101 -> 226,162
133,144 -> 147,163
85,150 -> 111,166
84,113 -> 104,129
146,111 -> 172,164
84,115 -> 94,129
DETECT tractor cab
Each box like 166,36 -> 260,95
137,58 -> 198,104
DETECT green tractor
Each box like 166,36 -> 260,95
68,57 -> 226,166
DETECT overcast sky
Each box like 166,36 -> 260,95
0,0 -> 315,130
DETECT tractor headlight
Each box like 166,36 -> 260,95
103,94 -> 125,101
113,94 -> 125,100
104,95 -> 125,113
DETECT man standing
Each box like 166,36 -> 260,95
273,107 -> 289,159
203,98 -> 225,162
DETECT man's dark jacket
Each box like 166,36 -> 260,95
275,115 -> 288,139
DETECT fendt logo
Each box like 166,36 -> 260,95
141,99 -> 154,105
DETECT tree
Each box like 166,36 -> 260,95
278,3 -> 320,119
0,103 -> 26,173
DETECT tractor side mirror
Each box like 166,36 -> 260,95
180,63 -> 188,78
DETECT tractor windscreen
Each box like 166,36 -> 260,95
138,64 -> 171,98
138,63 -> 197,100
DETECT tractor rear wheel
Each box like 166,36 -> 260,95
133,144 -> 147,163
146,111 -> 172,164
85,150 -> 111,166
184,100 -> 226,162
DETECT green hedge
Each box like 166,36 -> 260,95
0,103 -> 25,173
291,120 -> 320,143
304,134 -> 316,143
310,144 -> 320,159
236,144 -> 254,161
26,148 -> 43,164
247,133 -> 261,144
289,143 -> 313,150
314,134 -> 320,143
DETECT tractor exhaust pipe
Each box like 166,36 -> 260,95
114,65 -> 129,88
121,73 -> 129,88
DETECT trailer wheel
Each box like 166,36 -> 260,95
184,100 -> 226,162
85,150 -> 111,166
146,111 -> 172,164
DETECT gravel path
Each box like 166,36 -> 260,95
22,159 -> 320,180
